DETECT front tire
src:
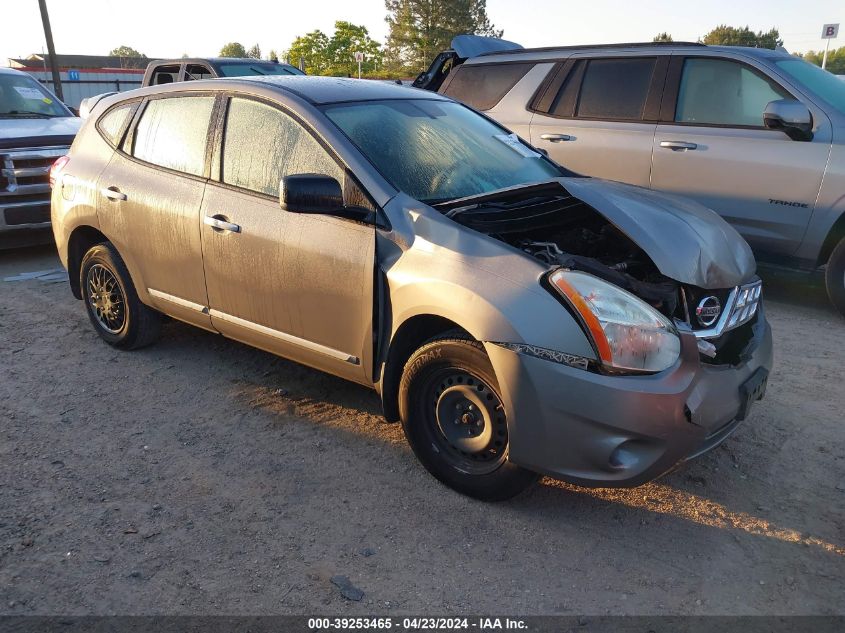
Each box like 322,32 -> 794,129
80,243 -> 161,349
826,237 -> 845,317
398,337 -> 538,501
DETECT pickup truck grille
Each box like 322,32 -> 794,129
0,146 -> 69,230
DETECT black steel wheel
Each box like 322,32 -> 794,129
825,236 -> 845,318
399,336 -> 538,501
80,242 -> 161,349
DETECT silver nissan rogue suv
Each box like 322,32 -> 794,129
51,77 -> 772,500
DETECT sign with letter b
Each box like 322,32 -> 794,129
822,23 -> 839,39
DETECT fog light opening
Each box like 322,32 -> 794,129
609,441 -> 639,471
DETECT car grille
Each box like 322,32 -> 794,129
677,279 -> 764,366
0,146 -> 69,230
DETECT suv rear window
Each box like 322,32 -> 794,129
97,103 -> 133,146
576,58 -> 656,120
132,96 -> 214,176
441,63 -> 534,111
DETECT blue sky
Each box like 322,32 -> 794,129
1,0 -> 842,64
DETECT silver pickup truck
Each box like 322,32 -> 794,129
1,67 -> 80,246
417,37 -> 845,315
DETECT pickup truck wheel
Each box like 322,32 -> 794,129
80,243 -> 161,349
399,337 -> 538,501
825,237 -> 845,317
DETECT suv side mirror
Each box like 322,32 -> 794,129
280,173 -> 344,213
280,173 -> 372,222
763,99 -> 813,141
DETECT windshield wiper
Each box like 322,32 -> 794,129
249,67 -> 267,75
1,110 -> 56,118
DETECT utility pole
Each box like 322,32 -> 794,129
37,0 -> 63,100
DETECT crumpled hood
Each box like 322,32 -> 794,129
0,116 -> 81,149
561,177 -> 756,289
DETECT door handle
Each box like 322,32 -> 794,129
101,186 -> 127,201
659,141 -> 698,151
204,214 -> 241,233
540,133 -> 573,142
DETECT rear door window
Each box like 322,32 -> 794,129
132,96 -> 215,176
441,63 -> 535,110
575,58 -> 657,120
221,97 -> 342,196
675,57 -> 789,127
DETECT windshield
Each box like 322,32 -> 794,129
775,58 -> 845,115
217,63 -> 305,77
0,73 -> 69,117
323,99 -> 563,202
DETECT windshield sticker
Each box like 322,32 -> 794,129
493,133 -> 542,159
14,86 -> 45,100
43,97 -> 53,104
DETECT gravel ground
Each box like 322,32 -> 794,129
0,244 -> 843,615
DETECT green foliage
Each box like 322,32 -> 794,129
287,22 -> 383,76
109,45 -> 145,58
268,49 -> 279,62
798,47 -> 845,74
247,44 -> 262,59
219,42 -> 247,58
653,32 -> 673,42
384,0 -> 502,75
287,30 -> 331,74
325,22 -> 384,76
702,25 -> 782,49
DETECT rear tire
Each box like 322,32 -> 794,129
825,237 -> 845,317
80,243 -> 161,349
398,336 -> 538,501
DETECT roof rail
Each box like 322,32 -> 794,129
478,41 -> 706,57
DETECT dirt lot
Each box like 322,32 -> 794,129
0,243 -> 843,616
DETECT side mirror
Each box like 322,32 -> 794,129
763,99 -> 813,141
280,173 -> 373,223
280,173 -> 344,213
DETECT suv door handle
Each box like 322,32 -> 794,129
101,186 -> 127,201
204,214 -> 241,233
540,133 -> 573,142
659,141 -> 698,151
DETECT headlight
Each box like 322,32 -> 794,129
549,269 -> 681,373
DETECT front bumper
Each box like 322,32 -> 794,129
486,305 -> 773,487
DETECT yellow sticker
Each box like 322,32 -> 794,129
43,97 -> 53,104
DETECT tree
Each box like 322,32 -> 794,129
702,25 -> 782,49
247,43 -> 262,59
325,21 -> 383,76
798,47 -> 845,74
287,30 -> 331,74
384,0 -> 502,75
653,32 -> 673,42
109,45 -> 145,58
267,49 -> 279,62
219,42 -> 247,58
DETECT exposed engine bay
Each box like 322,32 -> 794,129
440,188 -> 681,318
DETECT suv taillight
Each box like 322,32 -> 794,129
49,155 -> 70,189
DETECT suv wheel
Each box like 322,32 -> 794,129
80,243 -> 161,349
398,336 -> 538,501
826,237 -> 845,317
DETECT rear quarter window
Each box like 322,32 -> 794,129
440,63 -> 535,111
96,103 -> 134,147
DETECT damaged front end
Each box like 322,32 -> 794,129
435,180 -> 762,367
